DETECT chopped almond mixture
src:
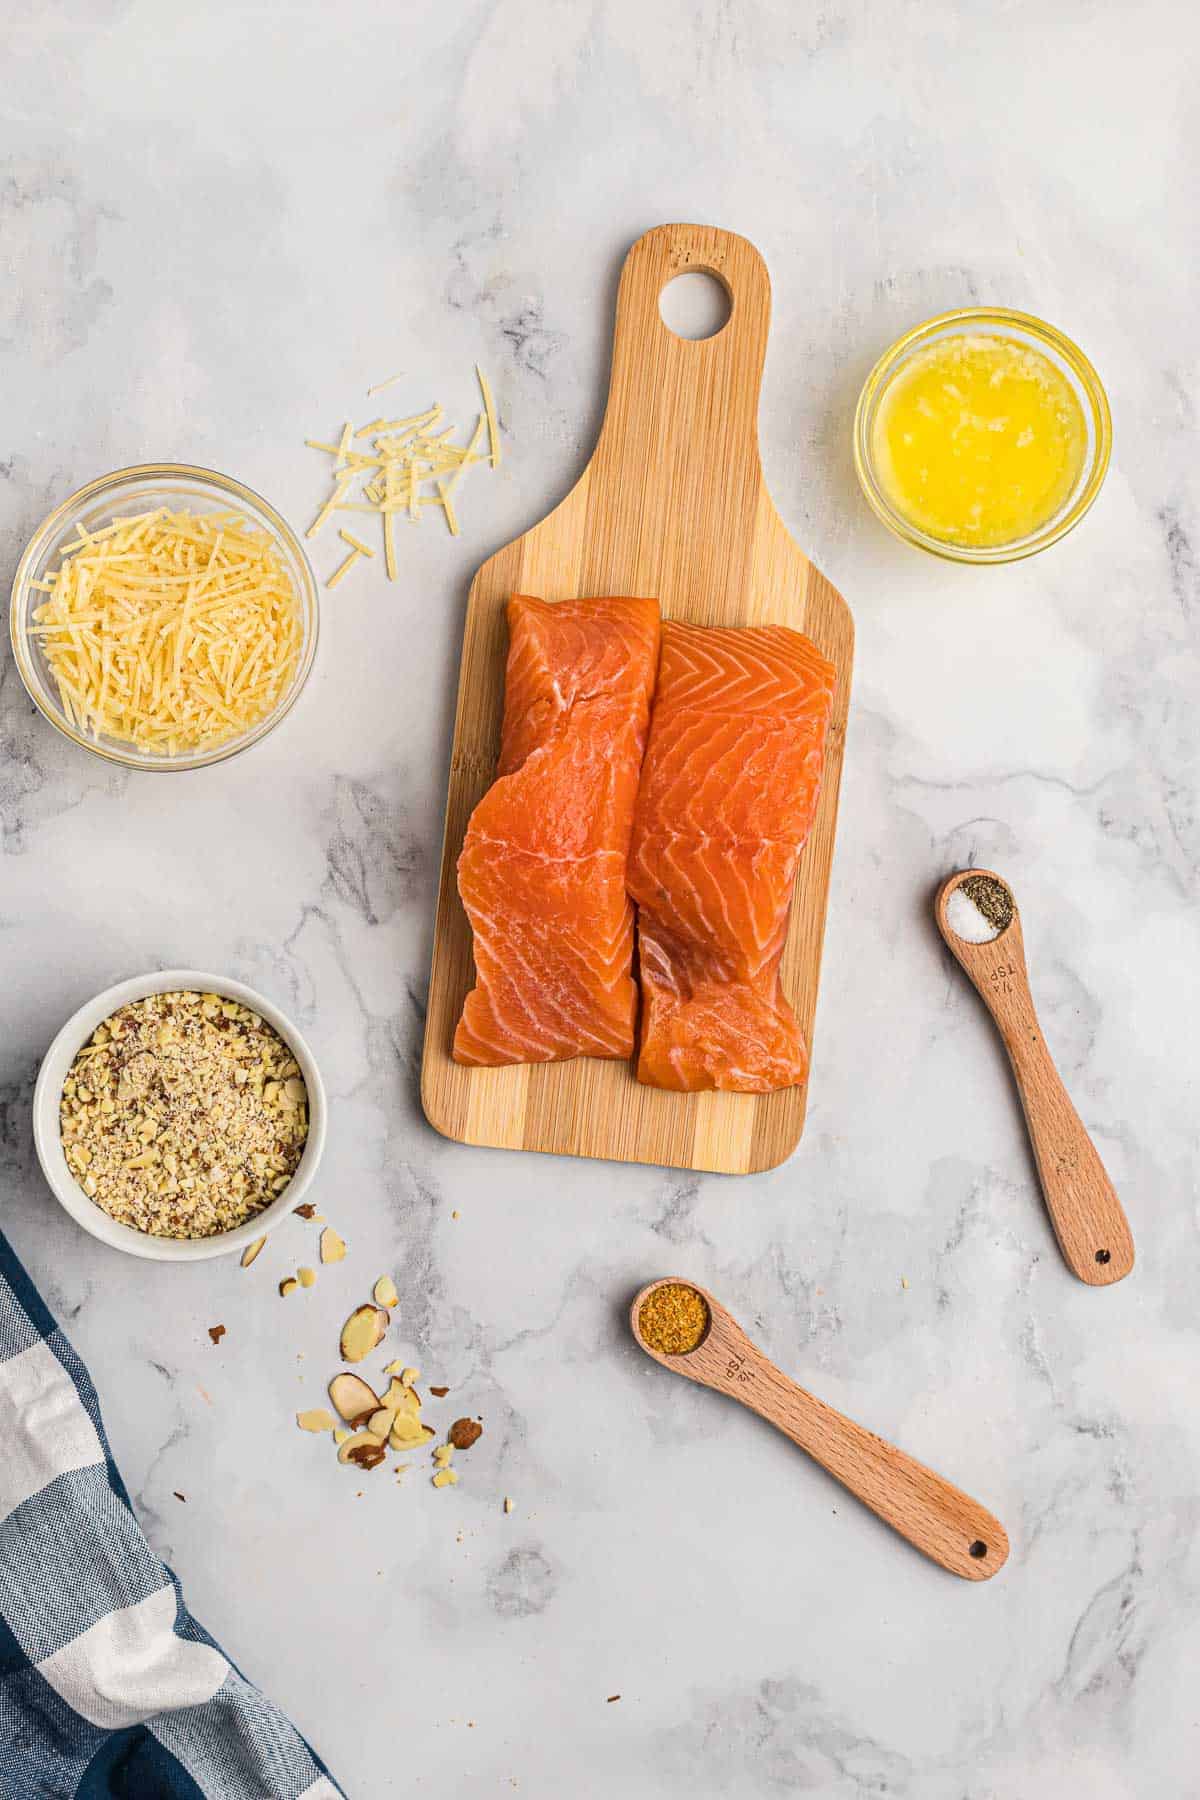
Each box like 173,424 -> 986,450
60,991 -> 308,1239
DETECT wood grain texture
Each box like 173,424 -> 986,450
630,1279 -> 1009,1581
936,869 -> 1135,1286
421,225 -> 854,1175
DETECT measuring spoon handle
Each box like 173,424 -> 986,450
947,914 -> 1134,1286
725,1354 -> 1008,1581
1001,1008 -> 1135,1284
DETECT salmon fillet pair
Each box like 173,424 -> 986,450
453,595 -> 836,1092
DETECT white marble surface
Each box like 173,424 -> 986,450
2,2 -> 1198,1794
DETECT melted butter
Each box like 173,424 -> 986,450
872,333 -> 1087,548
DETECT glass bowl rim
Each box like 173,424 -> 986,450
852,306 -> 1113,565
9,461 -> 319,771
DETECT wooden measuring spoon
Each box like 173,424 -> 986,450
630,1279 -> 1009,1581
935,868 -> 1134,1286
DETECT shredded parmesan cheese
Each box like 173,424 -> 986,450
338,529 -> 375,558
31,509 -> 302,755
305,370 -> 499,577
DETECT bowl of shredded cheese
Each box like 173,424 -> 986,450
10,464 -> 318,769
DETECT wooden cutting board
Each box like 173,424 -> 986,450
421,223 -> 854,1175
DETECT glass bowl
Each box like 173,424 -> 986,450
9,463 -> 318,770
853,307 -> 1112,564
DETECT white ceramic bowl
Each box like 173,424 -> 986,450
33,970 -> 327,1262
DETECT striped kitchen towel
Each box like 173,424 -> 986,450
0,1227 -> 342,1799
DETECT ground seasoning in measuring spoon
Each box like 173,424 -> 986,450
945,874 -> 1014,944
638,1283 -> 710,1355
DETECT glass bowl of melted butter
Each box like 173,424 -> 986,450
854,307 -> 1111,563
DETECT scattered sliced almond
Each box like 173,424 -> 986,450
328,1372 -> 380,1424
382,1360 -> 405,1377
340,1303 -> 388,1363
390,1422 -> 434,1452
449,1418 -> 482,1450
433,1444 -> 454,1469
373,1274 -> 399,1309
279,1277 -> 300,1298
366,1408 -> 395,1438
294,1203 -> 317,1220
297,1266 -> 317,1288
297,1408 -> 336,1433
432,1468 -> 458,1489
320,1227 -> 346,1264
333,1428 -> 351,1446
338,1431 -> 387,1471
429,1385 -> 449,1397
240,1236 -> 266,1268
379,1378 -> 420,1414
504,1497 -> 514,1514
401,1367 -> 420,1386
207,1324 -> 226,1345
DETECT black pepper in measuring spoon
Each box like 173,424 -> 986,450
944,873 -> 1014,944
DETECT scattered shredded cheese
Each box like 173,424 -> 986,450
305,370 -> 500,581
30,509 -> 302,755
327,546 -> 364,590
338,529 -> 375,558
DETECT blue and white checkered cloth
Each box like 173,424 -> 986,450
0,1228 -> 343,1798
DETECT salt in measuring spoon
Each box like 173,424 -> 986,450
630,1279 -> 1009,1581
935,868 -> 1134,1286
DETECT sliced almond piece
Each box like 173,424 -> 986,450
431,1468 -> 458,1489
340,1304 -> 388,1363
279,1277 -> 299,1298
433,1443 -> 454,1468
297,1408 -> 336,1433
373,1274 -> 399,1309
366,1408 -> 395,1437
333,1428 -> 351,1446
382,1360 -> 405,1377
390,1422 -> 435,1452
337,1430 -> 387,1470
328,1372 -> 381,1424
503,1496 -> 514,1514
401,1367 -> 420,1387
240,1236 -> 267,1268
319,1227 -> 346,1264
379,1378 -> 420,1416
297,1266 -> 317,1288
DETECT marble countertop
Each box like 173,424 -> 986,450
2,2 -> 1197,1794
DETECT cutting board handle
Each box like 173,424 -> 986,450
595,224 -> 772,496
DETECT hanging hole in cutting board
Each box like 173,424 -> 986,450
658,270 -> 732,341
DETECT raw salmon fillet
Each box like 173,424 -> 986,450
628,621 -> 836,1092
453,594 -> 661,1065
